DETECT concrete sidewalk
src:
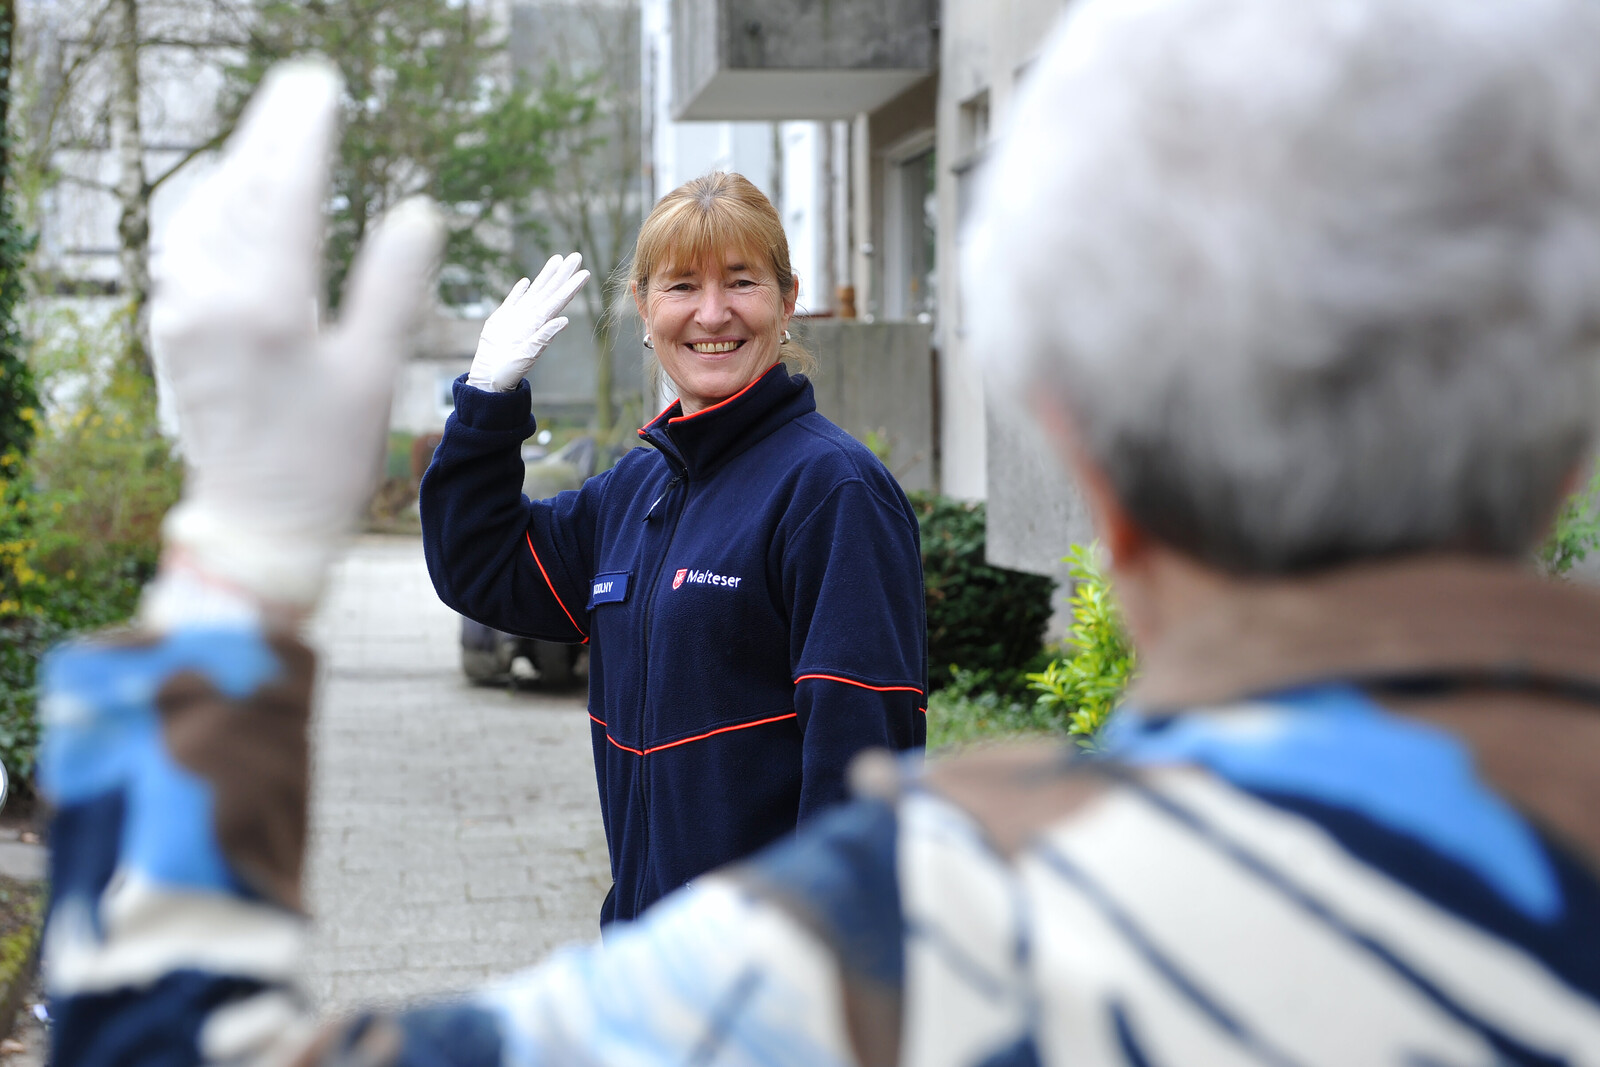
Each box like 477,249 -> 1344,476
0,835 -> 44,884
304,535 -> 610,1012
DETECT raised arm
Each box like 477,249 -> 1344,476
418,262 -> 599,643
418,379 -> 600,644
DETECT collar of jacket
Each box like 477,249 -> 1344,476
636,362 -> 816,480
1126,554 -> 1600,713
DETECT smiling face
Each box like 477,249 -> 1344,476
638,249 -> 797,415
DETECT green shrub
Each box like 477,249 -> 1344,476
928,544 -> 1137,752
1540,461 -> 1600,577
0,173 -> 35,467
910,491 -> 1055,691
1028,544 -> 1137,749
925,664 -> 1058,751
0,614 -> 61,785
386,430 -> 417,481
0,311 -> 179,788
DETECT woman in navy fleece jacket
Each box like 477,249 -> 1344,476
421,172 -> 926,926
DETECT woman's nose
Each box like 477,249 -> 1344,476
694,285 -> 731,326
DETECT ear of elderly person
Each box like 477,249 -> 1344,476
41,0 -> 1600,1063
418,172 -> 927,926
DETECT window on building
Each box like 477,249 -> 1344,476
952,90 -> 992,338
959,90 -> 990,159
438,370 -> 460,420
883,140 -> 937,325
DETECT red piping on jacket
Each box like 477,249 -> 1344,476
666,363 -> 782,424
638,395 -> 679,436
524,531 -> 588,643
588,711 -> 799,755
793,673 -> 924,696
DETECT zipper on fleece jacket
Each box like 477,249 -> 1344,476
643,476 -> 681,522
633,461 -> 686,916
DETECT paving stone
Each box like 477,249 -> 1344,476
302,536 -> 609,1015
0,834 -> 46,882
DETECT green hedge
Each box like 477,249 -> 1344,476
910,491 -> 1055,692
0,314 -> 178,790
0,175 -> 34,465
926,541 -> 1136,752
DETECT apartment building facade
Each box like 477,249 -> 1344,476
659,0 -> 1086,568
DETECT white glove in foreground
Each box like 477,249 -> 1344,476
468,253 -> 591,392
148,61 -> 445,617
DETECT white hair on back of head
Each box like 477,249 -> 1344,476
969,0 -> 1600,573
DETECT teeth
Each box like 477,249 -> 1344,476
690,341 -> 740,354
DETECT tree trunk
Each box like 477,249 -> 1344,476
111,0 -> 151,376
592,310 -> 616,436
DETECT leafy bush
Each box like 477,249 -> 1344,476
910,491 -> 1056,691
1540,461 -> 1600,577
0,311 -> 179,788
925,668 -> 1056,751
386,430 -> 417,481
1028,544 -> 1137,748
0,209 -> 34,463
0,614 -> 62,786
0,163 -> 47,786
0,458 -> 54,785
927,543 -> 1136,752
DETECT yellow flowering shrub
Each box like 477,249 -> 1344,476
0,311 -> 181,785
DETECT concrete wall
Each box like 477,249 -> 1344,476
802,320 -> 935,492
934,0 -> 1077,536
671,0 -> 934,119
983,400 -> 1096,601
717,0 -> 936,70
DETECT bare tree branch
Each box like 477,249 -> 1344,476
146,124 -> 228,193
53,171 -> 116,193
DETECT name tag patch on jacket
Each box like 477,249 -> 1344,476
588,572 -> 631,608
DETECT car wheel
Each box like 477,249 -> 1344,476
461,646 -> 507,685
532,640 -> 577,689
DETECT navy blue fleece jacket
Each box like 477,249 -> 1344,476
421,363 -> 926,923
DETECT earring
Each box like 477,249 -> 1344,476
780,330 -> 791,345
643,333 -> 654,349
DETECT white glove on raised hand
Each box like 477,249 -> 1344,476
147,60 -> 445,622
467,253 -> 590,392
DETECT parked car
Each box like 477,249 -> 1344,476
457,435 -> 603,690
459,615 -> 586,688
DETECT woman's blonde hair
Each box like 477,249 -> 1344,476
629,171 -> 815,375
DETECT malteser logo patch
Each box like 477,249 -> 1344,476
673,567 -> 743,590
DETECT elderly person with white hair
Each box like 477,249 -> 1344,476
36,0 -> 1600,1063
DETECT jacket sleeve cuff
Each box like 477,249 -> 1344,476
450,374 -> 539,436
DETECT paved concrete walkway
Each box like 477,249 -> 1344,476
0,834 -> 44,883
303,535 -> 610,1013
